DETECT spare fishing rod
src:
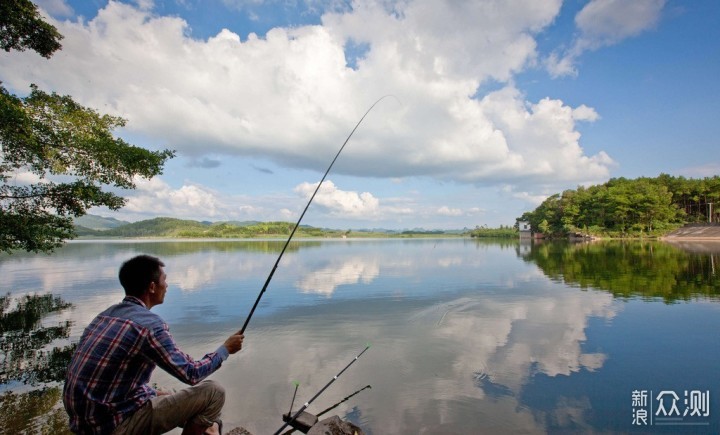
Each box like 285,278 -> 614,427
274,344 -> 371,435
281,384 -> 372,435
239,96 -> 393,334
316,384 -> 371,418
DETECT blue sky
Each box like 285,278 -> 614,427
2,0 -> 719,229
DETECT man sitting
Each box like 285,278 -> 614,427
64,255 -> 244,434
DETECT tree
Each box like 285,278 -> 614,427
0,0 -> 62,58
1,1 -> 174,253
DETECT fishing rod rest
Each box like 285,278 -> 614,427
282,410 -> 319,434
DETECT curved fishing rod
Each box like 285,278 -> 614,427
274,345 -> 371,435
239,96 -> 393,334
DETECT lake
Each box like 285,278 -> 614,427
1,238 -> 719,434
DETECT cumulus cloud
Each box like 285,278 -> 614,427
294,180 -> 380,217
546,0 -> 666,77
108,176 -> 409,224
117,176 -> 269,221
124,177 -> 224,218
437,206 -> 462,217
0,0 -> 616,207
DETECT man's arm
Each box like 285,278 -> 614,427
146,326 -> 244,385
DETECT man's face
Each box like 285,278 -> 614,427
150,267 -> 168,307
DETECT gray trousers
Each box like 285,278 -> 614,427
113,380 -> 225,434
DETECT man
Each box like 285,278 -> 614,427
64,255 -> 244,435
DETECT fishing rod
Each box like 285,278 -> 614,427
274,344 -> 371,435
281,384 -> 372,435
316,384 -> 371,418
239,96 -> 393,334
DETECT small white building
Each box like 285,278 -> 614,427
518,221 -> 532,239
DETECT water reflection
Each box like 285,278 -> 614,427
1,239 -> 718,433
297,257 -> 380,296
519,240 -> 720,301
0,293 -> 75,433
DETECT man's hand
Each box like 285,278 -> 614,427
224,333 -> 244,354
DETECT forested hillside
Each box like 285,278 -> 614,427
518,174 -> 720,237
78,218 -> 337,238
75,216 -> 465,238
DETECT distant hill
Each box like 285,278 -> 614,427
222,220 -> 262,227
73,216 -> 471,239
95,217 -> 210,237
74,214 -> 129,230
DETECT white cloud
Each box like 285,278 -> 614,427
322,0 -> 561,82
572,104 -> 600,122
0,0 -> 615,210
117,176 -> 269,221
504,185 -> 551,206
133,0 -> 155,12
34,0 -> 74,17
576,0 -> 665,44
437,206 -> 462,217
476,87 -> 612,182
294,180 -> 380,217
106,176 -> 416,225
546,0 -> 666,78
124,177 -> 225,218
3,170 -> 44,185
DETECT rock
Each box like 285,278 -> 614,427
306,416 -> 364,435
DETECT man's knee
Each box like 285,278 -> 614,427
197,379 -> 225,409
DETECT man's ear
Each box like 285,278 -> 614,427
148,281 -> 156,294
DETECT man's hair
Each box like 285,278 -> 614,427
118,255 -> 165,297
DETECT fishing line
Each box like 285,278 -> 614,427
239,95 -> 395,334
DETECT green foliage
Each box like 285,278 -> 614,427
0,0 -> 63,58
73,214 -> 129,230
0,86 -> 175,252
518,175 -> 720,237
0,4 -> 174,253
75,217 -> 470,239
80,217 -> 349,239
95,217 -> 209,237
469,224 -> 517,238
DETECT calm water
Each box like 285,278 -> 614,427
1,238 -> 719,434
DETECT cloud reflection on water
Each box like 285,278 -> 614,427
163,265 -> 617,433
296,257 -> 380,296
1,239 -> 620,433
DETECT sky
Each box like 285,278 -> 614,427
2,0 -> 719,229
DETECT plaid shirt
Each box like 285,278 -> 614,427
63,296 -> 229,434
